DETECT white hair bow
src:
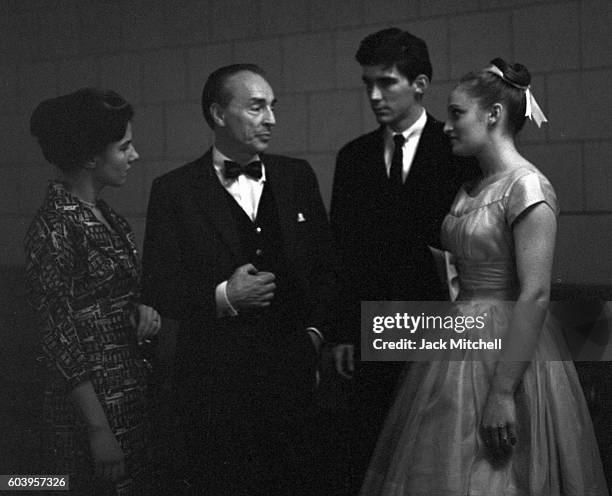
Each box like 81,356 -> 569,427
485,65 -> 548,128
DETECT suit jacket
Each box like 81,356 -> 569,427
330,115 -> 476,343
142,149 -> 337,395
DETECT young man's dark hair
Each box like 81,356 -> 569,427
355,27 -> 433,82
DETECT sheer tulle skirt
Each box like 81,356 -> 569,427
360,302 -> 608,496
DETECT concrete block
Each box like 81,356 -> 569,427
584,141 -> 612,211
309,0 -> 362,30
477,0 -> 536,8
143,160 -> 185,195
520,143 -> 583,212
302,153 -> 336,212
421,0 -> 479,16
187,44 -> 233,101
514,3 -> 579,72
0,112 -> 41,165
268,93 -> 308,154
0,217 -> 30,266
77,2 -> 122,55
547,70 -> 612,141
164,0 -> 210,47
98,53 -> 143,105
0,1 -> 17,15
100,166 -> 147,216
0,165 -> 24,215
32,5 -> 79,59
308,90 -> 362,153
450,12 -> 512,79
400,18 -> 449,81
335,27 -> 380,90
211,0 -> 259,41
18,164 -> 50,219
361,91 -> 378,134
234,38 -> 283,91
426,80 -> 456,124
142,160 -> 185,204
122,0 -> 166,50
260,0 -> 309,35
0,11 -> 35,60
57,58 -> 100,95
143,49 -> 186,103
363,0 -> 419,25
554,215 -> 612,285
282,33 -> 336,92
0,65 -> 18,114
582,0 -> 612,68
165,102 -> 210,160
133,105 -> 165,160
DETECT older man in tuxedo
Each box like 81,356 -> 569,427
142,64 -> 337,495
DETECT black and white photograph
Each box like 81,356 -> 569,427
0,1 -> 610,494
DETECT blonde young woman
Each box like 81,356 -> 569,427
361,59 -> 608,496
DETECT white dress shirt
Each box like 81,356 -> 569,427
383,109 -> 427,182
213,147 -> 265,317
212,147 -> 266,221
211,147 -> 324,345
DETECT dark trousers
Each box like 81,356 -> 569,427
173,381 -> 318,496
346,361 -> 406,494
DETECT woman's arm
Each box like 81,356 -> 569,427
481,201 -> 557,456
25,217 -> 125,480
70,381 -> 125,481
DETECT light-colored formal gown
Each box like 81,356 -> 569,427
360,167 -> 608,496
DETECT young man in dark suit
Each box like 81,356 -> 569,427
142,64 -> 338,495
330,28 -> 475,491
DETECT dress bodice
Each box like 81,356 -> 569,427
441,166 -> 558,299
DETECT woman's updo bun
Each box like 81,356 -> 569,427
458,58 -> 532,135
30,88 -> 134,170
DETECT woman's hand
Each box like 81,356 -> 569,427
88,426 -> 126,481
480,391 -> 517,462
130,304 -> 161,345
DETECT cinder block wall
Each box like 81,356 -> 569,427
1,0 -> 611,284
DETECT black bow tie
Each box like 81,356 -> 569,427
223,160 -> 263,180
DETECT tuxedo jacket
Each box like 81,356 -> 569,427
330,115 -> 476,343
141,150 -> 337,395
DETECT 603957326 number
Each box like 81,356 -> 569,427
0,475 -> 69,491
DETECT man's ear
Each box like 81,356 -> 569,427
210,103 -> 225,128
413,74 -> 430,95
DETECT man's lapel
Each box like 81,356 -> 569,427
262,155 -> 297,255
372,127 -> 388,182
189,149 -> 244,263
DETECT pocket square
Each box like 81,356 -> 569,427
297,212 -> 306,223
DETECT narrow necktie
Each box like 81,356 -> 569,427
224,160 -> 263,180
389,134 -> 405,188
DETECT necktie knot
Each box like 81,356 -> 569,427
224,160 -> 263,180
393,134 -> 405,148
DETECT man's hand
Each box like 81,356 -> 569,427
226,264 -> 276,312
332,344 -> 355,379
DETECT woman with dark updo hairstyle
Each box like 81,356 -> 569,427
25,88 -> 161,495
361,60 -> 608,495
